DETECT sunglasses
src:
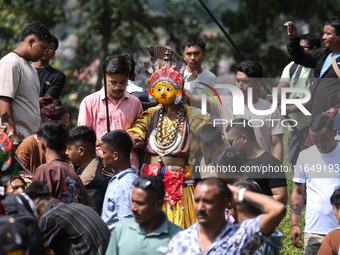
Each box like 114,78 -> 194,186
227,135 -> 242,147
133,178 -> 163,199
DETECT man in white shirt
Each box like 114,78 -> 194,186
182,37 -> 216,95
0,21 -> 51,139
291,114 -> 340,255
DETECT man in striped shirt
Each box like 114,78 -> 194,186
25,181 -> 110,255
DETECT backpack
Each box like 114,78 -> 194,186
1,193 -> 45,255
77,158 -> 113,214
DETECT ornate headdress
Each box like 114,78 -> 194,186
144,45 -> 185,74
145,47 -> 187,156
145,46 -> 185,105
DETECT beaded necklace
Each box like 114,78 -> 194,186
149,102 -> 184,157
156,103 -> 184,146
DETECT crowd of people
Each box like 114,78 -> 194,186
1,14 -> 340,255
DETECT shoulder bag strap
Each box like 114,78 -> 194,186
16,193 -> 34,215
331,54 -> 340,79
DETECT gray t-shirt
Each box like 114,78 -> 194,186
0,52 -> 40,137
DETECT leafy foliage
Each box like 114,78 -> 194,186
0,0 -> 66,57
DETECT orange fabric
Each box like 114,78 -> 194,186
16,135 -> 43,173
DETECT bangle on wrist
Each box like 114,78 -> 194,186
291,224 -> 299,227
238,188 -> 247,204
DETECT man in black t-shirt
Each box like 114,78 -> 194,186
32,34 -> 66,102
226,118 -> 288,204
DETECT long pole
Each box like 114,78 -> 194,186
103,65 -> 110,132
198,0 -> 247,61
198,0 -> 297,131
198,0 -> 272,95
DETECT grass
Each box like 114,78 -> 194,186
277,128 -> 306,254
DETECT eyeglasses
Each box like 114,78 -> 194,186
227,135 -> 242,147
108,82 -> 128,89
133,178 -> 163,199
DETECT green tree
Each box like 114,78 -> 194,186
0,0 -> 66,58
67,0 -> 209,90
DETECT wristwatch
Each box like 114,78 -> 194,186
238,188 -> 247,204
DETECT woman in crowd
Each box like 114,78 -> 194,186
0,175 -> 26,194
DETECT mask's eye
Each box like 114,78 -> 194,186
157,87 -> 162,93
165,87 -> 172,92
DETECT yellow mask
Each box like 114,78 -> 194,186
148,67 -> 184,105
151,81 -> 180,105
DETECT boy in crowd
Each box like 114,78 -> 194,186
32,34 -> 66,101
0,21 -> 51,139
78,55 -> 143,169
270,33 -> 321,166
101,130 -> 138,232
32,121 -> 95,210
66,125 -> 113,214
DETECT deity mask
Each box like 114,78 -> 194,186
148,67 -> 184,105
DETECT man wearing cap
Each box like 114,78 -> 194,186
105,175 -> 182,255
